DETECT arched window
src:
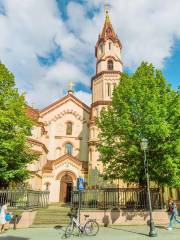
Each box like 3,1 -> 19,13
100,44 -> 104,54
65,143 -> 73,155
107,60 -> 113,70
66,122 -> 72,135
109,42 -> 112,50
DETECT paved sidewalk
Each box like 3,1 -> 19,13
0,225 -> 179,240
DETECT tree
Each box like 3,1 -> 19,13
97,62 -> 180,187
0,62 -> 36,187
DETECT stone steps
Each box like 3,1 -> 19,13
31,204 -> 70,228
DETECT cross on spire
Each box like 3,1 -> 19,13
104,1 -> 110,17
67,81 -> 75,92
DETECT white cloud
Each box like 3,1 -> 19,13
0,0 -> 180,108
67,0 -> 180,69
110,0 -> 180,68
26,60 -> 90,107
0,0 -> 91,107
75,91 -> 92,107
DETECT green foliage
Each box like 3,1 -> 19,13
97,62 -> 180,187
0,63 -> 36,187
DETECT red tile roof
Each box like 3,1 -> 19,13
26,105 -> 39,121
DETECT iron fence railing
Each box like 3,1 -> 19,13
0,188 -> 49,209
71,188 -> 164,210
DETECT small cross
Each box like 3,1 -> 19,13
68,81 -> 75,91
104,2 -> 110,16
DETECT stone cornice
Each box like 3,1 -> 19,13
92,70 -> 121,81
55,136 -> 82,140
91,71 -> 121,89
91,100 -> 112,108
88,140 -> 99,145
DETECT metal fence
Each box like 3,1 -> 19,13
72,188 -> 164,210
0,188 -> 49,209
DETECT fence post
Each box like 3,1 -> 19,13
13,215 -> 18,230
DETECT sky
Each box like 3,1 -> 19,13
0,0 -> 180,108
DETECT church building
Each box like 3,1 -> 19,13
27,10 -> 123,203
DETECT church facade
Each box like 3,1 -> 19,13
27,12 -> 123,203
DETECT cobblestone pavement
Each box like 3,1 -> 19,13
0,225 -> 180,240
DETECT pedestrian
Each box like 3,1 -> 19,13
0,202 -> 10,233
167,198 -> 180,230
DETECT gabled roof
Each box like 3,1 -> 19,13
43,154 -> 88,173
53,154 -> 82,167
40,92 -> 90,117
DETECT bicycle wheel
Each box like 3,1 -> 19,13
84,220 -> 99,236
65,222 -> 74,238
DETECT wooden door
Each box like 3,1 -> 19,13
60,174 -> 73,202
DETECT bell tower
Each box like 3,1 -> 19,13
88,8 -> 123,186
92,8 -> 123,104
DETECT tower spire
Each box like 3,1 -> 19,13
100,3 -> 116,43
95,2 -> 122,56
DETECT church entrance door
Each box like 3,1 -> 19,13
60,174 -> 73,203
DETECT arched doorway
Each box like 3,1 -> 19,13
58,171 -> 76,203
60,174 -> 73,203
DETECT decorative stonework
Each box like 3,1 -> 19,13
43,109 -> 86,125
56,170 -> 77,181
43,175 -> 54,179
54,160 -> 80,178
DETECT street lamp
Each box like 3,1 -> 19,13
141,138 -> 157,237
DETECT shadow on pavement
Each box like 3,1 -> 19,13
54,225 -> 66,239
54,225 -> 82,239
54,225 -> 64,230
155,225 -> 166,229
0,237 -> 29,240
107,226 -> 149,237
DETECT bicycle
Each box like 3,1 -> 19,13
65,209 -> 99,238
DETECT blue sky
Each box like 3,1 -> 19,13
0,0 -> 179,107
163,39 -> 180,89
